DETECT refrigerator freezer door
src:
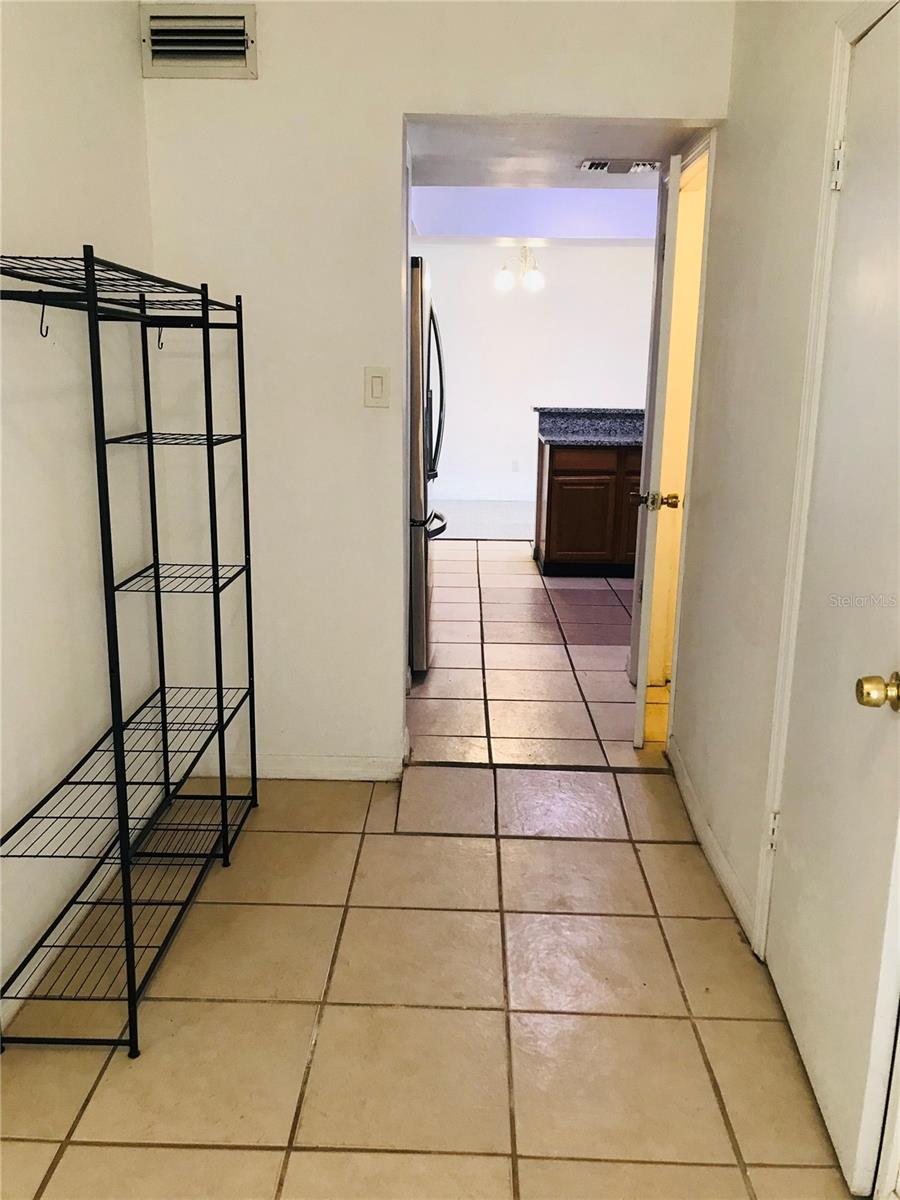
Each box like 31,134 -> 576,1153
409,524 -> 429,672
409,257 -> 430,672
409,258 -> 427,522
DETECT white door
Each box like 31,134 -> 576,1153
629,155 -> 681,739
766,7 -> 900,1193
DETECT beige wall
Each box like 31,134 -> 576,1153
141,1 -> 736,780
1,2 -> 155,993
670,0 -> 847,927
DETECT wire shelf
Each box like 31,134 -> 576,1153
116,563 -> 246,595
83,854 -> 219,907
1,686 -> 250,858
2,798 -> 251,1003
136,795 -> 252,859
132,686 -> 248,730
0,254 -> 234,312
107,432 -> 241,447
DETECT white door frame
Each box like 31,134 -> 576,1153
747,3 -> 899,1193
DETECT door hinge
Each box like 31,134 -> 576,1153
831,140 -> 845,192
637,580 -> 643,604
767,810 -> 781,852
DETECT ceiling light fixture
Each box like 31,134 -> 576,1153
494,264 -> 515,292
520,246 -> 545,293
493,246 -> 546,293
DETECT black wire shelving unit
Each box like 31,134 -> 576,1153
0,246 -> 257,1057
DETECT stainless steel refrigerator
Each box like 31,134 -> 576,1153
409,255 -> 446,674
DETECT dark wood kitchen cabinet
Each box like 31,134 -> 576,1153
535,442 -> 643,573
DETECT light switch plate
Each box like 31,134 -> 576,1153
364,366 -> 390,408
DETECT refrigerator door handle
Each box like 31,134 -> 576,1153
426,307 -> 446,482
426,510 -> 447,540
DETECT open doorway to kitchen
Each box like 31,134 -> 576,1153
411,197 -> 657,543
404,117 -> 713,769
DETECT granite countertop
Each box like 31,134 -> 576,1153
534,407 -> 644,447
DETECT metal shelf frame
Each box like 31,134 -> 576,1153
0,246 -> 258,1057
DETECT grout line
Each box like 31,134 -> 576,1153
491,763 -> 521,1200
475,542 -> 495,767
396,758 -> 672,775
32,1035 -> 123,1200
272,784 -> 374,1200
335,830 -> 693,845
516,1154 -> 832,1169
171,901 -> 742,919
610,771 -> 759,1200
600,579 -> 635,621
130,999 -> 780,1018
537,569 -> 614,761
6,1133 -> 842,1169
411,831 -> 686,845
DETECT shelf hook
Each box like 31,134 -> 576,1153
39,300 -> 49,339
157,327 -> 164,351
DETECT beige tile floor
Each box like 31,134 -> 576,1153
2,764 -> 848,1199
408,539 -> 671,768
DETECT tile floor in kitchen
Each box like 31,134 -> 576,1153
409,538 -> 665,769
1,544 -> 847,1199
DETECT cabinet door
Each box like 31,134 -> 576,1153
547,472 -> 617,561
615,467 -> 643,563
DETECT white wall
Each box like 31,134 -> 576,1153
141,0 -> 735,780
1,3 -> 155,994
417,239 -> 655,507
670,0 -> 847,929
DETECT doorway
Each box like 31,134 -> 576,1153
404,116 -> 714,709
410,191 -> 659,545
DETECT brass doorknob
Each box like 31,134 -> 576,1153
629,492 -> 678,511
855,672 -> 900,711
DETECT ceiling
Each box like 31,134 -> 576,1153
407,115 -> 712,189
410,186 -> 658,241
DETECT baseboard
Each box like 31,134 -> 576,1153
257,754 -> 404,782
667,735 -> 756,936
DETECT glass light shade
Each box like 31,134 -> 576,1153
522,267 -> 545,292
494,266 -> 515,292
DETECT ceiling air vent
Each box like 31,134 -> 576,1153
580,158 -> 661,175
140,4 -> 257,79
